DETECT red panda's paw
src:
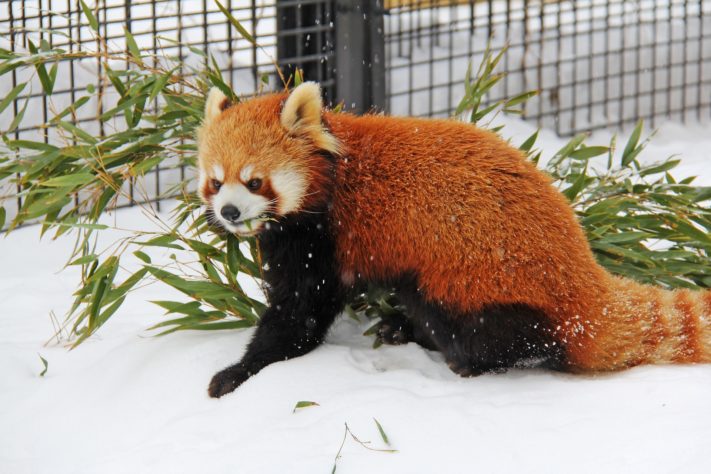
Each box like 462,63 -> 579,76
208,365 -> 251,398
375,313 -> 413,346
446,360 -> 507,378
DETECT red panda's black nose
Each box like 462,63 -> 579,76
220,205 -> 241,223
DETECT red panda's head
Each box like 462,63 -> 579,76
197,82 -> 341,235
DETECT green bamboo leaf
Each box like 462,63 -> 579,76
0,207 -> 5,229
94,295 -> 126,328
99,94 -> 147,121
38,354 -> 48,377
363,321 -> 381,336
56,120 -> 98,144
139,234 -> 184,250
47,221 -> 109,230
124,27 -> 143,66
294,68 -> 304,86
666,217 -> 711,244
621,120 -> 643,167
568,146 -> 609,160
42,173 -> 95,187
131,154 -> 164,175
215,0 -> 256,45
598,231 -> 654,244
562,167 -> 589,202
6,140 -> 58,152
153,300 -> 204,315
79,0 -> 99,32
149,316 -> 214,334
470,100 -> 502,123
22,191 -> 72,219
504,90 -> 538,108
293,401 -> 319,413
590,241 -> 655,266
0,82 -> 26,115
373,418 -> 391,446
550,133 -> 587,164
691,187 -> 711,203
639,160 -> 681,177
133,250 -> 151,264
27,39 -> 57,95
146,267 -> 237,299
180,320 -> 253,331
149,66 -> 178,102
87,259 -> 119,331
47,61 -> 58,94
519,130 -> 539,153
6,95 -> 29,133
68,253 -> 98,266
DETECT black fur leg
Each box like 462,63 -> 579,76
208,213 -> 344,398
375,311 -> 439,350
376,312 -> 412,346
396,281 -> 561,376
208,364 -> 251,398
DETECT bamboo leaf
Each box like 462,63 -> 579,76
373,418 -> 391,446
79,0 -> 99,32
0,82 -> 26,115
6,95 -> 29,133
215,0 -> 256,45
293,401 -> 319,413
562,167 -> 589,202
56,120 -> 98,144
519,130 -> 538,153
504,90 -> 538,108
38,354 -> 48,377
133,250 -> 151,264
42,173 -> 95,188
68,253 -> 98,266
124,27 -> 143,66
568,146 -> 609,160
639,160 -> 681,177
621,120 -> 643,167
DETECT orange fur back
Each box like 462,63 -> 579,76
322,111 -> 711,371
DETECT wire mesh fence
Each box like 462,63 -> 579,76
384,0 -> 711,135
1,0 -> 710,230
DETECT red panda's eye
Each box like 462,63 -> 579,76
247,178 -> 262,192
211,179 -> 222,190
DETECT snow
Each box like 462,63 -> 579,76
2,118 -> 711,473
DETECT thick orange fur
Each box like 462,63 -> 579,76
198,86 -> 711,373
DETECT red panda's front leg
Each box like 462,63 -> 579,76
208,297 -> 341,398
208,216 -> 344,398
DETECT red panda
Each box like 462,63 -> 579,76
198,82 -> 711,398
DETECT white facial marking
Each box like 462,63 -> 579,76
271,168 -> 307,214
212,183 -> 270,234
240,165 -> 255,183
212,164 -> 225,182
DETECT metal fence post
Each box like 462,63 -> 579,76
276,0 -> 337,102
334,0 -> 385,114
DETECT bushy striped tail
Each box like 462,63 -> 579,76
571,277 -> 711,371
643,285 -> 711,365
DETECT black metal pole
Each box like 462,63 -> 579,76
276,0 -> 336,102
334,0 -> 385,114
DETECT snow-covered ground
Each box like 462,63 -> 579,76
1,117 -> 710,474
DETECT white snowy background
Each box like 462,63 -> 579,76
2,1 -> 711,473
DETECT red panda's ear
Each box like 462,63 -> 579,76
204,87 -> 231,124
281,82 -> 341,155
